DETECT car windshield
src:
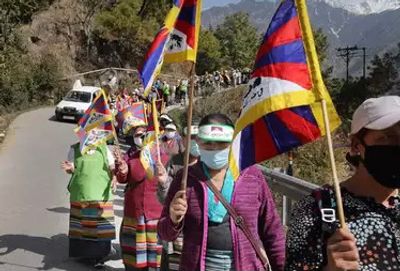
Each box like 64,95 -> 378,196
64,91 -> 92,103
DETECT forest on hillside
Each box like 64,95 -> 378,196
1,0 -> 399,131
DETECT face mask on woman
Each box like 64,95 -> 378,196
200,147 -> 230,170
165,131 -> 176,140
133,134 -> 145,148
362,144 -> 400,188
189,140 -> 200,157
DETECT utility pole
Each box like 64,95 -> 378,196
336,46 -> 367,81
362,47 -> 366,79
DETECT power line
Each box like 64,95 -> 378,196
336,46 -> 367,81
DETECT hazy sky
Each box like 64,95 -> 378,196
203,0 -> 240,10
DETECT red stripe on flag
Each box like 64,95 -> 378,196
274,109 -> 321,144
183,0 -> 196,6
252,62 -> 312,90
175,20 -> 196,48
253,118 -> 279,161
256,17 -> 302,61
143,28 -> 169,60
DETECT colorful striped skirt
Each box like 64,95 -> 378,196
69,201 -> 115,241
120,215 -> 162,270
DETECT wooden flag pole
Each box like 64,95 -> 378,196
321,99 -> 346,228
296,0 -> 346,228
181,63 -> 196,191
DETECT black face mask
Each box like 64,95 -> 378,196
362,145 -> 400,188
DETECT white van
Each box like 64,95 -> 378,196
55,80 -> 100,122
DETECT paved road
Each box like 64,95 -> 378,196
0,108 -> 124,271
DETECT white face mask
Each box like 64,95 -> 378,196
165,131 -> 176,139
133,134 -> 145,147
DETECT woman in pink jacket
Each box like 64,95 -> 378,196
158,113 -> 285,271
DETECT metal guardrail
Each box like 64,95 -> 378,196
258,166 -> 320,226
115,143 -> 319,226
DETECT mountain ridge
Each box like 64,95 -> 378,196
202,0 -> 400,77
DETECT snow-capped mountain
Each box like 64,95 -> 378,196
203,0 -> 400,77
318,0 -> 400,15
207,0 -> 400,15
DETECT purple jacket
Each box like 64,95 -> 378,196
158,162 -> 285,271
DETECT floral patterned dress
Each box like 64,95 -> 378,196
285,186 -> 400,271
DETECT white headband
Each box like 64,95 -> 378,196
198,124 -> 234,142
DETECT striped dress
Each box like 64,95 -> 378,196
69,201 -> 115,241
120,216 -> 162,270
67,144 -> 116,259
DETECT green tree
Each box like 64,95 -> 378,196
196,30 -> 222,74
93,0 -> 160,67
367,52 -> 398,96
0,0 -> 53,49
214,12 -> 259,69
314,28 -> 329,64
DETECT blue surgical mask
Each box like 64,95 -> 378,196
200,148 -> 230,170
190,140 -> 200,157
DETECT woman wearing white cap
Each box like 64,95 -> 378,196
286,96 -> 400,271
156,125 -> 201,271
161,123 -> 183,158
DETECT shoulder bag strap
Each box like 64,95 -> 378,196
205,180 -> 272,271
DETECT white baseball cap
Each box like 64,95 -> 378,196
165,123 -> 177,131
351,96 -> 400,135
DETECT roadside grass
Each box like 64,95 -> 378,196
0,102 -> 55,145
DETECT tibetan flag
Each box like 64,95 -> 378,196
140,141 -> 158,180
76,121 -> 115,154
139,0 -> 185,96
164,0 -> 202,63
116,102 -> 148,135
77,90 -> 113,132
229,0 -> 341,179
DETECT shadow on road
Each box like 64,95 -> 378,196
47,207 -> 70,214
0,234 -> 93,270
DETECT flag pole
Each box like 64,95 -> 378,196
181,63 -> 196,191
152,98 -> 162,163
321,99 -> 346,227
296,0 -> 346,227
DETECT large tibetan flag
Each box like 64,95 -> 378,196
139,0 -> 184,97
139,0 -> 202,96
164,0 -> 202,63
229,0 -> 341,179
